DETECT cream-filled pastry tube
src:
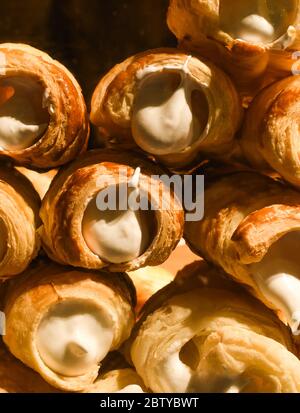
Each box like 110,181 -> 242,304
40,149 -> 184,272
90,48 -> 242,172
241,76 -> 300,188
130,261 -> 300,393
0,165 -> 40,279
185,170 -> 300,336
167,1 -> 300,95
3,260 -> 136,392
0,43 -> 89,168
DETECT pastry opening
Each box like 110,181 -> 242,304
0,218 -> 7,263
0,76 -> 49,151
36,299 -> 114,377
132,69 -> 209,156
82,183 -> 157,265
219,0 -> 297,44
250,230 -> 300,335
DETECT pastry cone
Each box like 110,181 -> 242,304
128,267 -> 174,313
0,165 -> 40,279
130,261 -> 300,393
90,48 -> 242,171
40,149 -> 184,272
241,76 -> 300,188
167,1 -> 300,94
3,260 -> 135,392
185,170 -> 300,335
0,43 -> 89,168
0,340 -> 59,393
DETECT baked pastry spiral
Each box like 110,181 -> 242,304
90,48 -> 242,171
167,1 -> 300,94
185,170 -> 300,335
40,149 -> 184,272
130,261 -> 300,393
241,75 -> 300,187
0,43 -> 89,168
0,165 -> 40,280
3,260 -> 136,392
128,266 -> 174,313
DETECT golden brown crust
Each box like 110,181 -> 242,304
184,170 -> 300,323
90,48 -> 242,171
39,149 -> 184,272
0,165 -> 41,279
129,261 -> 300,393
167,1 -> 300,85
0,340 -> 59,393
3,259 -> 136,392
0,43 -> 89,168
241,76 -> 300,187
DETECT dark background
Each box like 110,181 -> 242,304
0,0 -> 176,106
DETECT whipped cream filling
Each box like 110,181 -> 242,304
220,0 -> 296,45
37,299 -> 114,377
250,231 -> 300,335
131,57 -> 208,156
82,168 -> 153,264
0,77 -> 49,151
157,338 -> 247,393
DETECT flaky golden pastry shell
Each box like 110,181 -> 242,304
40,149 -> 184,272
90,48 -> 242,171
241,76 -> 300,187
0,165 -> 40,280
167,0 -> 300,94
184,170 -> 300,325
130,261 -> 300,393
3,260 -> 136,392
0,43 -> 89,168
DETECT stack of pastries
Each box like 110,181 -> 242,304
1,1 -> 300,393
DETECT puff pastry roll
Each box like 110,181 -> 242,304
128,266 -> 174,313
241,76 -> 300,187
0,43 -> 89,168
0,165 -> 40,279
167,1 -> 300,94
3,260 -> 135,392
185,170 -> 300,336
130,261 -> 300,393
90,48 -> 242,171
40,149 -> 184,272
